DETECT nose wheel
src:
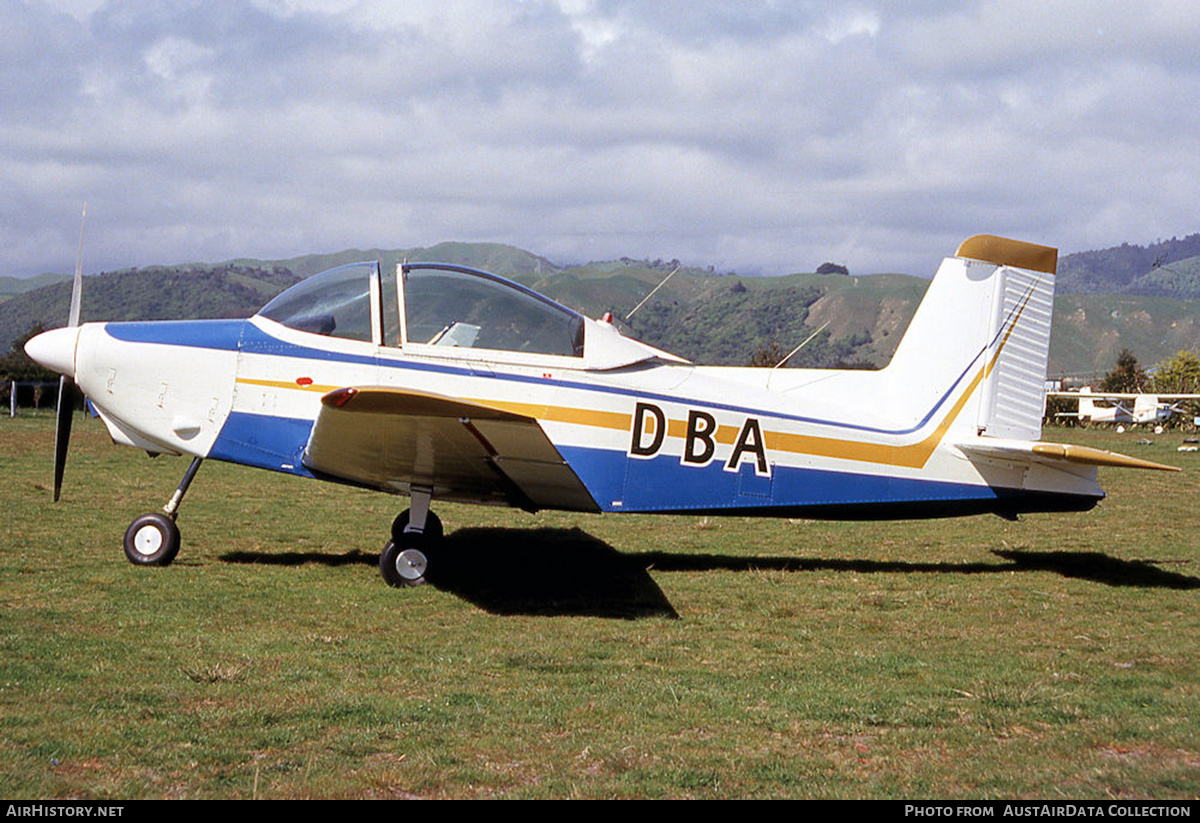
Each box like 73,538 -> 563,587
122,456 -> 201,567
123,512 -> 181,566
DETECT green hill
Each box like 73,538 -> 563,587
7,240 -> 1200,376
1119,254 -> 1200,299
0,265 -> 298,352
1057,233 -> 1200,297
232,242 -> 557,281
1047,293 -> 1200,379
0,272 -> 72,302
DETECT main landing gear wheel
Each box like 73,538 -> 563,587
380,537 -> 433,588
123,513 -> 181,566
391,509 -> 443,543
381,505 -> 443,588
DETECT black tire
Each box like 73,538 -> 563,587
123,513 -> 181,566
391,509 -> 444,543
380,538 -> 430,588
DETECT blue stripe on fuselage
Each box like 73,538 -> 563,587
560,444 -> 1022,514
102,317 -> 975,437
104,319 -> 246,350
207,411 -> 316,477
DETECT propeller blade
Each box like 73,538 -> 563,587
69,202 -> 85,327
53,376 -> 81,502
52,203 -> 86,502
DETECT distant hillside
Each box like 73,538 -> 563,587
1047,293 -> 1200,378
233,242 -> 558,281
1119,255 -> 1200,299
7,239 -> 1200,376
0,265 -> 298,351
0,249 -> 916,370
0,272 -> 71,302
0,246 -> 550,357
1058,234 -> 1200,297
544,262 -> 1200,374
520,262 -> 926,367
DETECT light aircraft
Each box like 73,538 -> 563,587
25,235 -> 1178,588
1048,387 -> 1200,431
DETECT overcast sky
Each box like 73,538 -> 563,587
5,0 -> 1200,279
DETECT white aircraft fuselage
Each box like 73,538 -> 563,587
27,237 -> 1176,585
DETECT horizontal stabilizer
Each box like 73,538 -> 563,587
957,439 -> 1179,472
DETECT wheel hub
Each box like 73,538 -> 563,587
395,548 -> 428,581
133,525 -> 164,556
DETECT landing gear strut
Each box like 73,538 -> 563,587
123,456 -> 202,567
380,487 -> 443,588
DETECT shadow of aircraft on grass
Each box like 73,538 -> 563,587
989,549 -> 1199,590
222,527 -> 679,620
628,548 -> 1199,590
220,529 -> 1198,618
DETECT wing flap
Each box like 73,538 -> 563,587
304,387 -> 600,511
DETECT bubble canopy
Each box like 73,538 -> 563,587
258,261 -> 585,358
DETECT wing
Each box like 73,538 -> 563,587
1048,391 -> 1200,401
956,438 -> 1179,472
303,387 -> 600,512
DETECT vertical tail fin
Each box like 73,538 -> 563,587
882,235 -> 1057,441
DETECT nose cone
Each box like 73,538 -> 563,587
25,326 -> 81,378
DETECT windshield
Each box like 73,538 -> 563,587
258,262 -> 378,342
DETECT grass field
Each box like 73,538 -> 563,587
2,412 -> 1198,799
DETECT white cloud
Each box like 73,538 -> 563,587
3,0 -> 1200,280
818,8 -> 880,43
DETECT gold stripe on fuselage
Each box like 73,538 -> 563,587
237,377 -> 340,393
478,363 -> 986,472
236,358 -> 989,472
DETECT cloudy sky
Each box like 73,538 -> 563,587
5,0 -> 1200,279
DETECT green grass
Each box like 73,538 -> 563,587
2,413 -> 1199,798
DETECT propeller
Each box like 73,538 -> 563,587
52,203 -> 86,502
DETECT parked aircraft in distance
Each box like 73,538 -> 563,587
26,235 -> 1178,588
1049,387 -> 1200,432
